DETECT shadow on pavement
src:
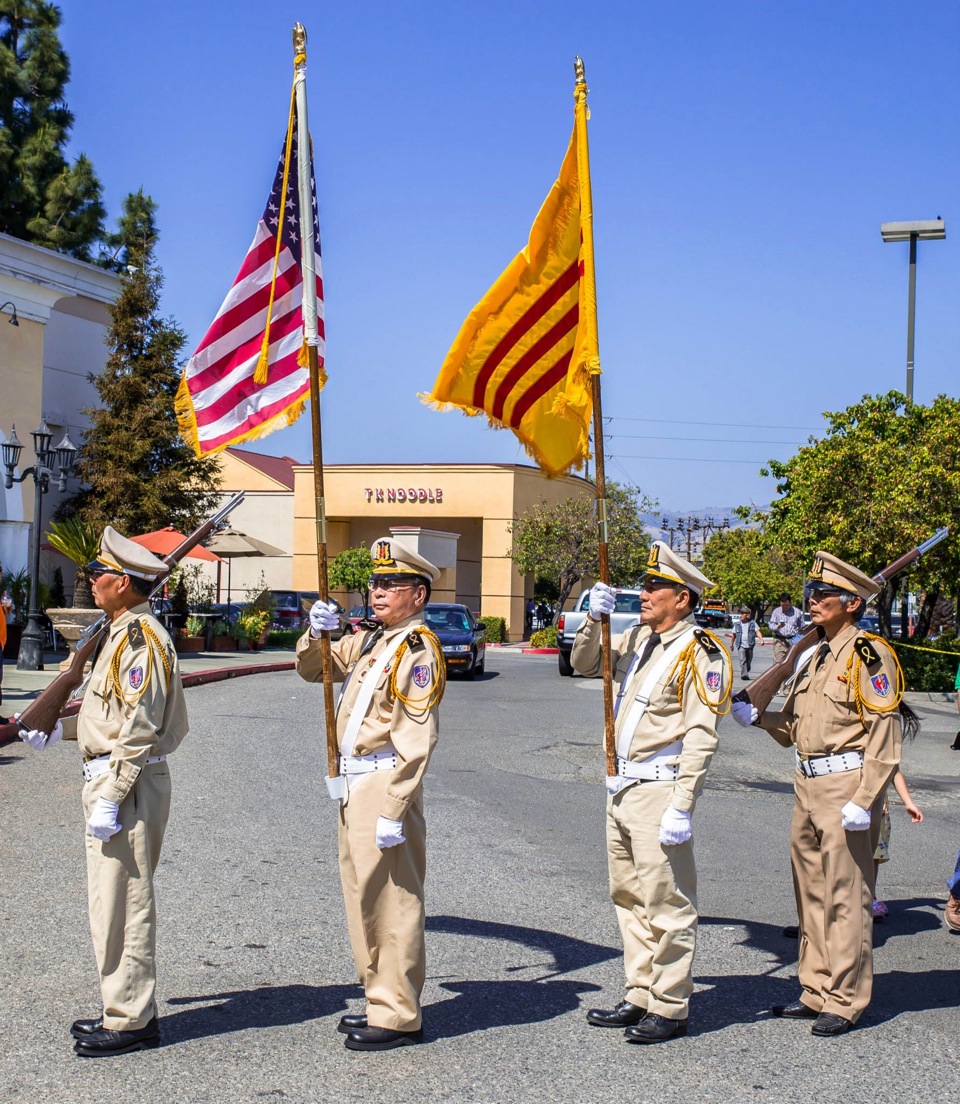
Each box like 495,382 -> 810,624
423,914 -> 614,1038
162,982 -> 361,1043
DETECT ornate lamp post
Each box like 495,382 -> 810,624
2,421 -> 78,670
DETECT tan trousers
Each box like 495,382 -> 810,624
790,770 -> 882,1022
82,762 -> 171,1030
338,772 -> 427,1031
607,780 -> 697,1020
772,639 -> 790,665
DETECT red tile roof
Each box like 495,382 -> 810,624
226,447 -> 301,490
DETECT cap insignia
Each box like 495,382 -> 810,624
809,556 -> 824,581
647,544 -> 660,569
373,540 -> 396,569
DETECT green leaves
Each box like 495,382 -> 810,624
329,547 -> 375,603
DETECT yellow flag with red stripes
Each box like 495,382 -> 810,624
422,79 -> 599,477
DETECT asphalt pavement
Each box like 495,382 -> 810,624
1,643 -> 958,1104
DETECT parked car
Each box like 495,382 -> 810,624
423,603 -> 486,679
260,590 -> 353,638
347,604 -> 378,627
556,588 -> 645,677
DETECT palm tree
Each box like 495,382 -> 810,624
46,518 -> 99,609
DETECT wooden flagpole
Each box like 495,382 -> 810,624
293,24 -> 339,789
574,57 -> 616,778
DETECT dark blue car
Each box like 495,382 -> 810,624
423,603 -> 487,679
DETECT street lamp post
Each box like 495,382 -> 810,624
880,218 -> 946,401
2,421 -> 78,670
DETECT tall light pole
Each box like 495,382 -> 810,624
880,218 -> 946,401
2,421 -> 78,670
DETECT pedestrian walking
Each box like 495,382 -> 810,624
731,606 -> 762,680
732,551 -> 903,1035
768,592 -> 805,664
18,527 -> 187,1057
297,536 -> 445,1051
572,541 -> 731,1044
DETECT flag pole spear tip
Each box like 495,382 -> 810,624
293,22 -> 307,55
574,55 -> 586,85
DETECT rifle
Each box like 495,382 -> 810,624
0,493 -> 245,747
735,528 -> 949,717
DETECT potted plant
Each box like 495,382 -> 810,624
234,608 -> 270,651
175,615 -> 206,653
209,618 -> 234,652
43,518 -> 104,669
1,567 -> 29,659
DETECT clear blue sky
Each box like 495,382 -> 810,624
60,0 -> 958,513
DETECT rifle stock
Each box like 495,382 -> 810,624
0,493 -> 245,748
734,526 -> 949,716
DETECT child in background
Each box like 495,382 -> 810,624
872,767 -> 923,919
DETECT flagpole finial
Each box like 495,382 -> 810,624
574,56 -> 586,86
293,23 -> 307,57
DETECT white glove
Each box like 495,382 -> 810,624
87,797 -> 122,841
308,599 -> 340,637
375,815 -> 405,849
841,801 -> 871,832
17,717 -> 63,750
659,806 -> 692,846
588,582 -> 616,621
731,700 -> 759,727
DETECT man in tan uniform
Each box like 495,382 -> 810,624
297,536 -> 444,1052
19,527 -> 187,1056
732,551 -> 902,1036
572,542 -> 731,1044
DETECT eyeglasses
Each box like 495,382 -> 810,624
641,579 -> 676,593
89,568 -> 125,582
369,576 -> 419,592
804,584 -> 848,602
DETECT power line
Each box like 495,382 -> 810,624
607,453 -> 777,465
604,416 -> 821,432
608,433 -> 804,446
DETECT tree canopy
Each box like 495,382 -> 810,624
329,546 -> 374,609
759,391 -> 960,639
510,483 -> 654,617
701,525 -> 803,619
0,1 -> 105,258
60,191 -> 222,534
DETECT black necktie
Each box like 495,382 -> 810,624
637,632 -> 661,670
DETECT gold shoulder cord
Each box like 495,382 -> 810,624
108,623 -> 172,705
668,629 -> 732,716
391,627 -> 446,709
850,631 -> 905,724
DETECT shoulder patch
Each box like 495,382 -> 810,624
406,630 -> 425,652
693,628 -> 720,656
854,635 -> 882,670
127,619 -> 145,649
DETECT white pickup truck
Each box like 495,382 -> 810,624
555,588 -> 645,676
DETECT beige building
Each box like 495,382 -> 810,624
0,233 -> 118,585
292,462 -> 594,640
201,454 -> 593,639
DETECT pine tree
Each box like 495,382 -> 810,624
0,1 -> 104,257
62,191 -> 222,535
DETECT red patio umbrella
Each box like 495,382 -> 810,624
129,526 -> 223,563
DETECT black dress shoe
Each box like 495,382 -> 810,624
772,1000 -> 819,1019
344,1025 -> 424,1051
623,1013 -> 687,1044
586,1000 -> 646,1027
811,1012 -> 853,1036
73,1017 -> 160,1057
337,1013 -> 368,1034
70,1016 -> 104,1039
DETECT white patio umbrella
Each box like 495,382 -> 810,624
205,528 -> 286,606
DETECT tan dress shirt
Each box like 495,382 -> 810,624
63,603 -> 188,804
572,613 -> 730,813
296,613 -> 440,822
757,621 -> 901,808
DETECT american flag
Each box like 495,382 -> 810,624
176,109 -> 324,456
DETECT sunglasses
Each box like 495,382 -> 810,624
369,575 -> 420,592
803,584 -> 848,601
89,568 -> 125,582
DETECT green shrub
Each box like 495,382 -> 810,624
530,625 -> 558,648
479,614 -> 506,643
891,633 -> 960,693
264,629 -> 300,649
